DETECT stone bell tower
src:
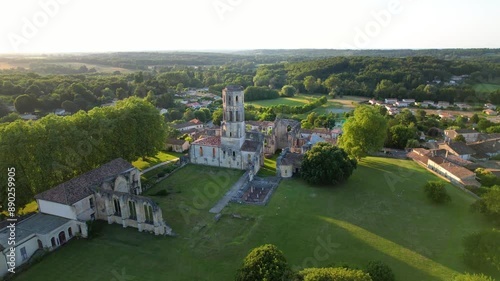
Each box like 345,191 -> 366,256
221,85 -> 245,149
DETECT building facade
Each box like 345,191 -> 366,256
190,86 -> 264,175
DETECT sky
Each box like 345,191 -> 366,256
0,0 -> 499,53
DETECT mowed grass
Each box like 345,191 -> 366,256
473,83 -> 500,93
132,151 -> 184,170
247,95 -> 314,108
13,158 -> 497,281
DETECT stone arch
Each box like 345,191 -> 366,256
114,175 -> 128,193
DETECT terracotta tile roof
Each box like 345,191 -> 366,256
438,162 -> 475,180
193,136 -> 221,146
407,151 -> 429,164
35,158 -> 134,205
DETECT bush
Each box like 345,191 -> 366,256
236,244 -> 292,281
152,189 -> 168,196
453,273 -> 495,281
365,261 -> 395,281
423,181 -> 451,204
471,186 -> 500,225
463,229 -> 500,273
295,267 -> 372,281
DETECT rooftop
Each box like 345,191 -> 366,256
0,213 -> 71,250
193,136 -> 221,146
241,140 -> 261,152
35,158 -> 134,205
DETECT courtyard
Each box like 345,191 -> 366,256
12,158 -> 496,281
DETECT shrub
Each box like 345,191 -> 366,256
235,244 -> 292,281
296,267 -> 372,281
152,189 -> 168,196
463,229 -> 500,273
423,181 -> 451,204
365,261 -> 395,281
453,273 -> 495,281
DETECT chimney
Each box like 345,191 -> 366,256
445,150 -> 449,158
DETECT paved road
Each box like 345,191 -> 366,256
140,159 -> 179,175
209,171 -> 249,214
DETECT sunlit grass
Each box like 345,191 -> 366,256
132,151 -> 184,170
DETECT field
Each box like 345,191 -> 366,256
12,158 -> 497,281
246,95 -> 316,108
131,151 -> 184,171
247,94 -> 359,120
473,83 -> 500,93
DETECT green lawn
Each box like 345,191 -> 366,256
12,158 -> 497,281
246,95 -> 314,108
473,83 -> 500,93
132,151 -> 184,170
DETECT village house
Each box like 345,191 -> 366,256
407,148 -> 480,187
468,139 -> 500,160
402,99 -> 416,104
420,100 -> 435,108
384,98 -> 398,105
444,129 -> 480,143
483,109 -> 497,116
174,119 -> 204,132
484,103 -> 496,110
436,101 -> 451,109
165,138 -> 190,153
276,149 -> 304,178
438,141 -> 475,160
395,101 -> 409,107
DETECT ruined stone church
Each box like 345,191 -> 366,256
190,86 -> 264,175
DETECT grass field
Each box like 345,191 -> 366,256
12,158 -> 497,281
473,83 -> 500,93
246,95 -> 316,108
131,151 -> 184,170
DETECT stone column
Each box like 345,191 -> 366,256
120,197 -> 129,228
136,202 -> 146,232
104,196 -> 114,224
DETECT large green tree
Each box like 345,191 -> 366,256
236,244 -> 292,281
301,143 -> 357,185
339,105 -> 388,159
472,186 -> 500,225
453,273 -> 495,281
463,229 -> 500,273
14,94 -> 37,113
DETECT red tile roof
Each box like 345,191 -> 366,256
193,136 -> 221,146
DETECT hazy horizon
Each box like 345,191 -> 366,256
1,0 -> 499,54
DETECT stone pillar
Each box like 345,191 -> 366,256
80,223 -> 89,238
104,196 -> 114,224
120,197 -> 129,228
136,202 -> 146,232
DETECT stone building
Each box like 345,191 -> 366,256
35,158 -> 172,236
190,86 -> 264,175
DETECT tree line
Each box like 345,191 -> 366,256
0,97 -> 166,208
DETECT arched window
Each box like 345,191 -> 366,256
213,147 -> 216,158
236,96 -> 239,103
51,237 -> 56,247
199,147 -> 203,156
37,239 -> 43,249
68,227 -> 73,238
233,151 -> 236,158
144,204 -> 154,224
129,201 -> 137,219
113,198 -> 121,216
